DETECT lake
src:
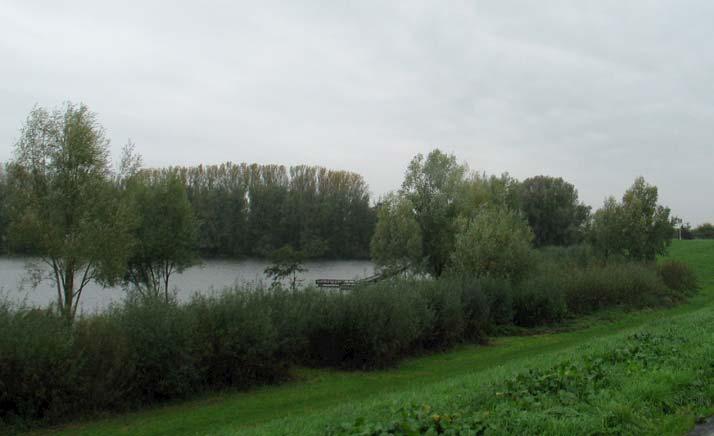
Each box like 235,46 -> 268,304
0,257 -> 375,314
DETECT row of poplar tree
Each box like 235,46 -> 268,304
139,163 -> 376,259
0,114 -> 376,261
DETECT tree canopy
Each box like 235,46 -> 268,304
141,163 -> 376,259
590,177 -> 675,261
372,149 -> 532,277
123,170 -> 199,301
399,150 -> 467,276
370,194 -> 423,272
7,103 -> 133,320
518,176 -> 590,247
450,206 -> 534,280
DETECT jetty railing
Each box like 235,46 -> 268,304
315,267 -> 406,290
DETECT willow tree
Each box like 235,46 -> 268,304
370,193 -> 423,272
400,149 -> 467,276
518,176 -> 590,247
123,171 -> 199,301
8,103 -> 133,321
590,177 -> 675,261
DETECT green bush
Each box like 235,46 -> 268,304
512,273 -> 568,327
415,279 -> 466,349
118,295 -> 198,402
262,287 -> 327,362
564,263 -> 671,314
0,306 -> 78,425
72,313 -> 135,411
478,276 -> 513,326
458,277 -> 492,341
300,278 -> 492,369
536,243 -> 599,268
305,282 -> 428,369
189,291 -> 287,389
657,260 -> 698,294
0,256 -> 700,428
0,290 -> 291,428
437,274 -> 493,339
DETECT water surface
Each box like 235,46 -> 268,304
0,257 -> 375,314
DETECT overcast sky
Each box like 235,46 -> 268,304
1,1 -> 712,224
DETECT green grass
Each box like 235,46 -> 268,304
35,240 -> 714,435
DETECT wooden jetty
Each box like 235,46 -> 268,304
315,268 -> 405,290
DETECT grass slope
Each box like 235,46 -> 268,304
36,240 -> 714,435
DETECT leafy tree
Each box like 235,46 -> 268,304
455,172 -> 520,218
7,103 -> 133,321
619,177 -> 675,260
518,176 -> 590,246
124,171 -> 199,301
370,194 -> 423,272
0,165 -> 8,253
143,162 -> 375,260
400,149 -> 467,276
589,196 -> 623,260
247,164 -> 289,256
590,177 -> 675,261
450,206 -> 534,280
692,223 -> 714,239
372,150 -> 530,277
264,245 -> 306,290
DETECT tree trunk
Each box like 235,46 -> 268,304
63,263 -> 75,322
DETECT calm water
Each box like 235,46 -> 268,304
0,257 -> 375,314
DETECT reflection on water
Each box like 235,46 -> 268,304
0,257 -> 375,314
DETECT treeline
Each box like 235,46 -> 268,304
371,150 -> 678,279
678,222 -> 714,240
139,163 -> 375,259
0,162 -> 375,260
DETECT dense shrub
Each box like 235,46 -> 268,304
657,260 -> 698,294
478,276 -> 514,326
0,254 -> 700,429
564,263 -> 672,314
512,273 -> 568,327
301,278 -> 494,370
0,306 -> 78,425
414,279 -> 466,349
0,292 -> 290,428
305,282 -> 428,369
457,276 -> 493,340
189,291 -> 286,389
72,314 -> 135,411
536,244 -> 600,268
261,287 -> 327,362
118,296 -> 199,402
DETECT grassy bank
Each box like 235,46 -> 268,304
31,239 -> 713,435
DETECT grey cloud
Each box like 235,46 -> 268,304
1,0 -> 711,224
